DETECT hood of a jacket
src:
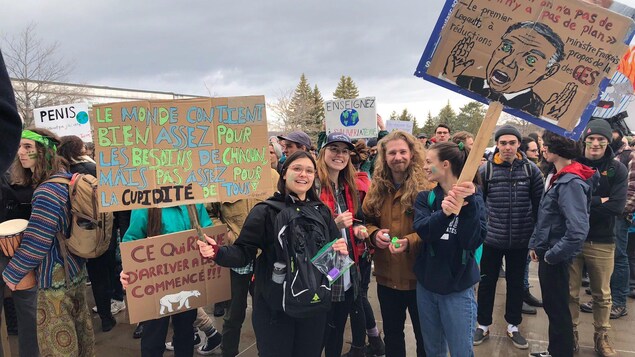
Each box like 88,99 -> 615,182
552,161 -> 596,184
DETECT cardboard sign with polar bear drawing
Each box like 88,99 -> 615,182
120,225 -> 231,323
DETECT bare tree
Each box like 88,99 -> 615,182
2,24 -> 86,127
267,88 -> 295,131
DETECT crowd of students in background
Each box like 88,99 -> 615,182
1,112 -> 635,357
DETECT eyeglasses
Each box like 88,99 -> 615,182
327,146 -> 350,156
527,149 -> 539,153
288,165 -> 315,176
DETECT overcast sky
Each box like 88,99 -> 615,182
3,0 -> 635,126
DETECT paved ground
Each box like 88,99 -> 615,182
7,263 -> 635,356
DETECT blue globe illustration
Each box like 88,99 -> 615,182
340,109 -> 359,127
76,111 -> 89,124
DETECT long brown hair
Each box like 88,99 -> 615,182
11,127 -> 67,187
316,144 -> 359,213
147,208 -> 163,237
362,130 -> 430,217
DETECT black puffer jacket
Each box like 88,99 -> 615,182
480,152 -> 544,249
576,146 -> 627,244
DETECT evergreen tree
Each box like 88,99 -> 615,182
288,73 -> 315,130
389,110 -> 399,120
333,75 -> 360,99
421,111 -> 437,136
436,101 -> 458,133
456,101 -> 486,135
308,85 -> 325,138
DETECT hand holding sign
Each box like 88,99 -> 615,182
197,234 -> 219,259
443,36 -> 475,81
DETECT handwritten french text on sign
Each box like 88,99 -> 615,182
385,120 -> 414,134
121,225 -> 231,324
34,103 -> 92,142
415,0 -> 633,139
324,97 -> 377,139
93,96 -> 273,212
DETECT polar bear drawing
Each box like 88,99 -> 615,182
159,290 -> 201,315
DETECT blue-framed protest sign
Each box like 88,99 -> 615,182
415,0 -> 634,139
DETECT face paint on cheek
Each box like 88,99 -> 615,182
430,166 -> 437,174
27,151 -> 38,159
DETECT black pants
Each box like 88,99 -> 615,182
477,246 -> 528,326
377,284 -> 425,357
0,256 -> 39,357
86,248 -> 123,320
221,270 -> 253,357
628,232 -> 635,289
351,256 -> 376,332
140,309 -> 197,357
539,258 -> 573,357
324,288 -> 365,356
252,296 -> 327,357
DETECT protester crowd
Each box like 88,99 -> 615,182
1,111 -> 635,357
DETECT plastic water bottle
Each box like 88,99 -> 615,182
272,261 -> 286,284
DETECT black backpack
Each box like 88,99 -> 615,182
260,200 -> 332,318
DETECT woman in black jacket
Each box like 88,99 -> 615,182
198,151 -> 348,357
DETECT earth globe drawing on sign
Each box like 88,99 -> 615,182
340,109 -> 359,127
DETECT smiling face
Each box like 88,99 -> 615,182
384,139 -> 413,175
17,139 -> 38,171
486,27 -> 559,93
584,134 -> 609,160
424,149 -> 447,182
324,142 -> 350,173
283,157 -> 315,200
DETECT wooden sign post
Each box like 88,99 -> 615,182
458,102 -> 503,184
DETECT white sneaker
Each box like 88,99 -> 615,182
111,300 -> 126,315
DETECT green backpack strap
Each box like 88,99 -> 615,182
427,191 -> 436,257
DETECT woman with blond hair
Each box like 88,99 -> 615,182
362,130 -> 432,357
2,127 -> 94,357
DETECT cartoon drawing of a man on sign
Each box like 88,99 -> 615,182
443,21 -> 578,120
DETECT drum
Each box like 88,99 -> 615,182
0,219 -> 37,290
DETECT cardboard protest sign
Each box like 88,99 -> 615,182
592,45 -> 635,119
33,103 -> 92,142
415,0 -> 634,139
324,97 -> 377,138
93,96 -> 273,212
385,120 -> 414,134
121,225 -> 231,324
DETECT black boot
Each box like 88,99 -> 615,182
366,335 -> 386,357
523,289 -> 543,307
101,314 -> 117,332
342,345 -> 365,357
132,323 -> 144,339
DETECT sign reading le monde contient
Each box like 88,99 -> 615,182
415,0 -> 634,139
92,96 -> 274,212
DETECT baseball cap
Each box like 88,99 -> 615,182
277,131 -> 312,149
324,132 -> 354,150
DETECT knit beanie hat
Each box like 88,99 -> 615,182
582,120 -> 612,141
495,125 -> 522,142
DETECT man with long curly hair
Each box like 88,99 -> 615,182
362,130 -> 432,357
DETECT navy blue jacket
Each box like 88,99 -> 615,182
480,153 -> 544,250
528,162 -> 598,264
413,185 -> 487,294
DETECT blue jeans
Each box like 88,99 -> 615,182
416,283 -> 476,357
611,218 -> 630,308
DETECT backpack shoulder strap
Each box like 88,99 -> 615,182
427,190 -> 436,209
259,200 -> 287,213
482,161 -> 493,195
